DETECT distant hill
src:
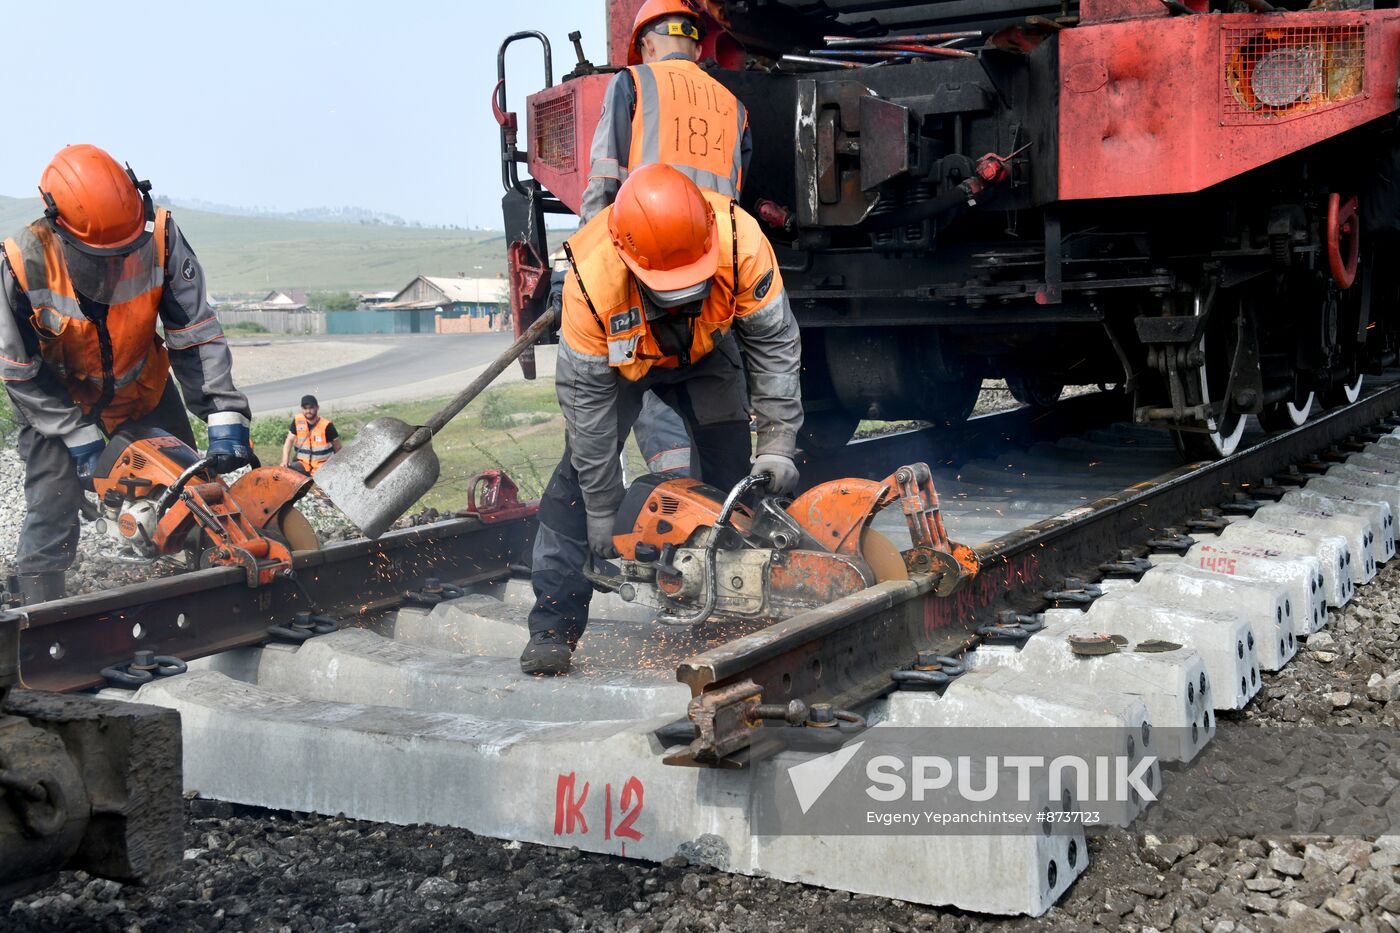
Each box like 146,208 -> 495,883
161,198 -> 418,227
0,194 -> 507,296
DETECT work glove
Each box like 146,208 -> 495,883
586,510 -> 619,559
206,422 -> 253,474
751,454 -> 799,497
69,439 -> 105,491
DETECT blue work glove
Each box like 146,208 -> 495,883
69,439 -> 105,491
206,422 -> 253,474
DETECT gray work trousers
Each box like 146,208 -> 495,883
528,337 -> 753,642
633,392 -> 693,477
13,379 -> 196,575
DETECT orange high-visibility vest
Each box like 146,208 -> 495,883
2,208 -> 172,433
626,59 -> 747,198
561,191 -> 783,383
293,415 -> 334,473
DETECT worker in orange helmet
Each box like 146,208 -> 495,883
580,0 -> 754,487
0,145 -> 252,603
522,164 -> 802,675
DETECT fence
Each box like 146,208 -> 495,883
216,307 -> 506,336
436,315 -> 508,334
324,309 -> 440,334
217,309 -> 327,335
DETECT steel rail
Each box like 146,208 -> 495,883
671,382 -> 1400,766
19,515 -> 538,693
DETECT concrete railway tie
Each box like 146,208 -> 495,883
98,415 -> 1400,918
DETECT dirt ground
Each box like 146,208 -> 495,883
226,337 -> 386,388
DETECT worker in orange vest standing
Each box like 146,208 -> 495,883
280,394 -> 341,476
0,145 -> 253,603
580,0 -> 754,483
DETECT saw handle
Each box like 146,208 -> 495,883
671,472 -> 771,627
402,306 -> 560,452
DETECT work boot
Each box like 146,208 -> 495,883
17,572 -> 66,606
520,630 -> 573,676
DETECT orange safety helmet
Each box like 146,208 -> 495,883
628,0 -> 703,66
39,145 -> 151,250
609,164 -> 719,305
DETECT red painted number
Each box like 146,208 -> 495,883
554,773 -> 645,845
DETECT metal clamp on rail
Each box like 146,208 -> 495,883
100,650 -> 188,688
1145,528 -> 1195,554
1044,577 -> 1105,606
977,612 -> 1047,643
671,679 -> 867,766
1098,550 -> 1152,579
267,610 -> 338,643
1220,493 -> 1263,516
403,577 -> 466,606
893,650 -> 967,687
1185,508 -> 1228,535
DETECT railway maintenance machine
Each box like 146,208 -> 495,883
498,0 -> 1400,460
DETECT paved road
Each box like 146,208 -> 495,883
242,333 -> 513,415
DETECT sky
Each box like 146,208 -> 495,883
0,1 -> 607,228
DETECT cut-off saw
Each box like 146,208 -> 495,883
595,462 -> 978,624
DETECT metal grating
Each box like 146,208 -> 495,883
1222,24 -> 1365,125
532,90 -> 577,173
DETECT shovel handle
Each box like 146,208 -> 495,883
403,306 -> 560,451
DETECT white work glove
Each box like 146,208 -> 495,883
586,511 -> 619,559
751,454 -> 799,497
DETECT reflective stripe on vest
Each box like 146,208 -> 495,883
627,60 -> 746,198
1,209 -> 171,432
294,415 -> 334,470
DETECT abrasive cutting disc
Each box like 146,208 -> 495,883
278,506 -> 322,552
860,528 -> 909,583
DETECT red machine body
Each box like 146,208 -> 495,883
1058,12 -> 1400,200
500,0 -> 1400,461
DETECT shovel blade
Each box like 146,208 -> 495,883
314,417 -> 441,540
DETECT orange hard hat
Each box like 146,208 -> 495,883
39,145 -> 148,250
609,164 -> 719,303
628,0 -> 702,66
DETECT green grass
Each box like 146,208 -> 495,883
0,195 -> 507,296
3,379 -> 645,516
224,322 -> 271,337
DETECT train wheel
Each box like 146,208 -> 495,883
1322,373 -> 1364,408
1258,390 -> 1314,432
1172,294 -> 1246,460
1005,375 -> 1064,410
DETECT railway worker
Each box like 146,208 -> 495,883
521,164 -> 802,675
280,394 -> 341,476
580,0 -> 755,483
0,144 -> 252,604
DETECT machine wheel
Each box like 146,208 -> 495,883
1005,375 -> 1064,410
1258,389 -> 1314,432
1171,293 -> 1247,461
1322,373 -> 1364,409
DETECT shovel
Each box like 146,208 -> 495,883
315,307 -> 559,539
